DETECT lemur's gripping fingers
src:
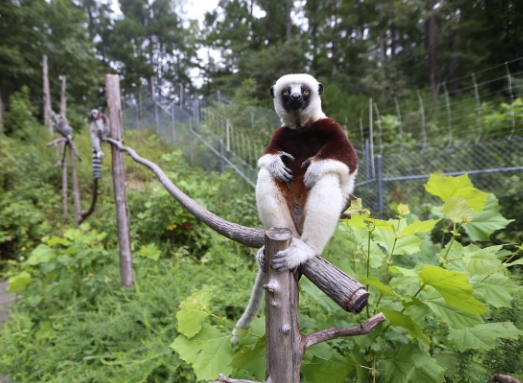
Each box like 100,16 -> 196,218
303,159 -> 323,187
301,157 -> 312,169
255,247 -> 267,273
267,152 -> 294,182
271,238 -> 316,272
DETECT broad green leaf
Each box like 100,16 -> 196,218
464,194 -> 514,241
170,323 -> 233,381
385,343 -> 445,383
365,217 -> 395,230
471,273 -> 519,308
176,291 -> 212,338
230,336 -> 265,373
372,229 -> 423,256
425,173 -> 488,211
45,236 -> 70,247
301,354 -> 354,383
36,321 -> 56,339
389,266 -> 419,277
397,203 -> 411,216
301,278 -> 341,312
7,271 -> 33,293
402,219 -> 441,236
360,277 -> 401,299
419,266 -> 488,314
135,243 -> 161,260
425,295 -> 483,329
462,246 -> 503,275
443,196 -> 474,224
26,244 -> 57,266
448,322 -> 523,351
379,308 -> 430,343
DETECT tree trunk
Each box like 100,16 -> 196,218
42,55 -> 53,136
60,76 -> 67,116
62,150 -> 68,218
106,74 -> 134,287
426,0 -> 438,95
70,148 -> 82,225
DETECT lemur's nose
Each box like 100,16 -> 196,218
291,93 -> 301,100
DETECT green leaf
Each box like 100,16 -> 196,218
176,291 -> 212,338
402,219 -> 441,236
443,196 -> 474,224
448,322 -> 523,351
170,323 -> 233,381
397,203 -> 411,216
301,278 -> 342,312
424,295 -> 483,330
462,246 -> 503,275
419,266 -> 488,314
360,277 -> 401,299
463,194 -> 514,241
471,273 -> 519,308
230,336 -> 265,375
385,343 -> 445,383
45,236 -> 70,247
425,173 -> 489,211
389,266 -> 419,277
301,354 -> 354,383
379,308 -> 430,343
135,243 -> 161,260
372,229 -> 423,255
7,271 -> 33,293
26,244 -> 57,266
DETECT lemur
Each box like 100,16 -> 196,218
89,109 -> 110,159
88,109 -> 110,179
53,114 -> 82,162
232,74 -> 359,341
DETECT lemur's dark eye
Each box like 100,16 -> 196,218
303,90 -> 310,95
283,91 -> 289,96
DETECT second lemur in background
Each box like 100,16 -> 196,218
88,109 -> 110,179
232,73 -> 359,341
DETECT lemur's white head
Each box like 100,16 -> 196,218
270,74 -> 326,130
89,109 -> 101,121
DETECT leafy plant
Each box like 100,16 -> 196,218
170,174 -> 523,382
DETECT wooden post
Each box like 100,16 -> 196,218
70,149 -> 82,225
264,228 -> 299,383
106,74 -> 134,287
42,55 -> 53,136
60,76 -> 67,116
62,158 -> 68,217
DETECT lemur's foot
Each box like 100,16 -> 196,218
271,238 -> 316,272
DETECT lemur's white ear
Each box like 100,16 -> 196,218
318,83 -> 324,95
270,86 -> 275,98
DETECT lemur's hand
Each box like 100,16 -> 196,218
303,158 -> 323,187
271,238 -> 316,272
267,152 -> 294,182
255,247 -> 267,273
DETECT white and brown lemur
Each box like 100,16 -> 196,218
232,74 -> 359,341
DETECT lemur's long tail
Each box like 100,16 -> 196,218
92,149 -> 102,179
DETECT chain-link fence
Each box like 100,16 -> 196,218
121,69 -> 523,218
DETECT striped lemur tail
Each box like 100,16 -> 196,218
92,148 -> 102,179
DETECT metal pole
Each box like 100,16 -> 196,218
376,155 -> 384,219
171,103 -> 176,146
442,82 -> 452,147
505,62 -> 516,140
417,90 -> 427,149
472,73 -> 482,144
369,98 -> 375,178
364,140 -> 370,180
373,103 -> 383,155
226,119 -> 230,151
359,110 -> 364,151
220,139 -> 225,173
394,96 -> 403,152
190,118 -> 193,165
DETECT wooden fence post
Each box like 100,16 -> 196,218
42,55 -> 53,137
106,74 -> 134,287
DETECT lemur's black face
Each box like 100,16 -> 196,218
280,84 -> 312,112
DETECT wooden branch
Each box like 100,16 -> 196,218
264,228 -> 299,383
303,313 -> 387,350
106,74 -> 134,287
60,76 -> 67,116
61,143 -> 68,217
47,137 -> 67,147
105,138 -> 369,312
78,179 -> 99,225
42,55 -> 53,136
210,374 -> 261,383
491,375 -> 522,383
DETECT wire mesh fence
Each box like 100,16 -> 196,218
121,59 -> 523,218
